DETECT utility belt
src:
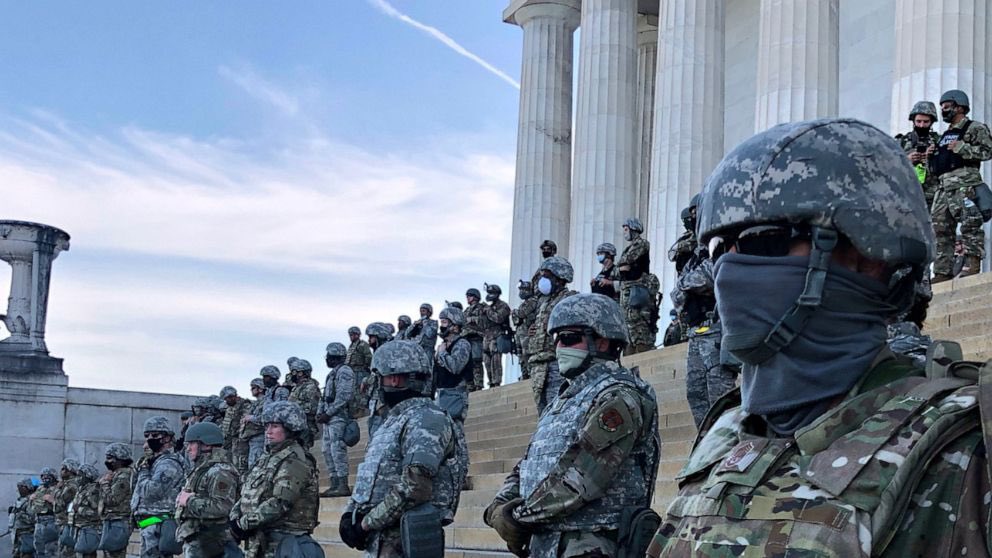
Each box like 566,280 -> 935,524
134,514 -> 172,529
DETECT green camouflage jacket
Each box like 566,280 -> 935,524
222,398 -> 252,450
346,339 -> 373,374
527,289 -> 577,365
231,439 -> 318,536
69,481 -> 101,529
98,467 -> 134,520
938,118 -> 992,189
176,449 -> 240,545
52,478 -> 79,524
647,351 -> 991,558
463,301 -> 488,339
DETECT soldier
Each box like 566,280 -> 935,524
259,366 -> 289,404
484,293 -> 660,557
395,315 -> 412,341
67,465 -> 100,558
219,386 -> 251,476
10,478 -> 36,558
645,118 -> 992,556
346,326 -> 374,418
590,242 -> 619,301
239,378 -> 267,471
511,280 -> 539,381
886,278 -> 934,367
531,240 -> 558,285
610,217 -> 657,355
52,460 -> 79,558
340,341 -> 460,557
434,306 -> 473,492
528,256 -> 577,414
27,468 -> 57,558
99,443 -> 135,558
662,309 -> 687,347
286,359 -> 321,450
364,322 -> 394,438
932,89 -> 992,282
462,288 -> 487,391
482,284 -> 512,388
896,100 -> 942,207
668,197 -> 700,276
175,423 -> 240,558
316,342 -> 355,497
407,303 -> 438,362
131,416 -> 186,558
229,401 -> 319,558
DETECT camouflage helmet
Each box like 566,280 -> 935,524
447,301 -> 463,310
438,306 -> 466,327
366,322 -> 392,340
465,288 -> 481,299
143,415 -> 175,435
548,293 -> 629,347
623,217 -> 644,233
17,477 -> 34,490
518,279 -> 533,298
539,256 -> 574,283
261,401 -> 307,433
185,422 -> 224,446
288,359 -> 312,374
688,193 -> 701,210
385,323 -> 396,335
192,396 -> 210,413
325,342 -> 347,357
260,365 -> 281,380
219,386 -> 237,399
908,100 -> 938,121
940,89 -> 970,110
60,459 -> 80,475
287,356 -> 300,367
348,326 -> 361,336
419,303 -> 433,315
539,239 -> 557,252
78,464 -> 99,482
105,442 -> 133,461
370,340 -> 433,396
595,242 -> 617,257
249,378 -> 265,390
40,467 -> 57,478
485,283 -> 502,296
398,315 -> 412,328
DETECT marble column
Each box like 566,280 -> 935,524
890,0 -> 992,271
504,0 -> 581,306
568,0 -> 639,291
634,14 -> 659,225
754,0 -> 839,130
648,0 -> 726,315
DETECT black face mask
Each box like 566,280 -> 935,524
263,377 -> 276,388
382,390 -> 419,407
146,438 -> 165,453
485,294 -> 497,302
104,460 -> 116,471
913,125 -> 932,135
942,108 -> 958,123
541,251 -> 554,259
439,325 -> 450,337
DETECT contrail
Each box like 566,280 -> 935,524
367,0 -> 520,90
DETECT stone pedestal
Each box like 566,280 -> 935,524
568,0 -> 639,291
504,0 -> 581,306
648,0 -> 726,315
754,0 -> 839,130
635,14 -> 659,224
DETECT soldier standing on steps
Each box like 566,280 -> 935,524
482,283 -> 512,388
434,306 -> 473,493
239,378 -> 267,471
364,322 -> 394,438
52,460 -> 79,558
99,444 -> 134,558
220,386 -> 251,477
340,341 -> 459,558
11,478 -> 36,558
528,256 -> 577,415
409,303 -> 439,362
27,468 -> 57,558
175,423 -> 240,558
67,465 -> 100,558
259,366 -> 289,404
347,326 -> 374,419
462,288 -> 488,392
485,293 -> 660,558
286,360 -> 321,451
131,416 -> 186,558
512,280 -> 540,381
316,342 -> 355,498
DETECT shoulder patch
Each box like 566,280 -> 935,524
599,408 -> 624,432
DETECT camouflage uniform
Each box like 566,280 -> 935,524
462,298 -> 488,391
131,419 -> 186,558
481,297 -> 512,388
286,360 -> 321,450
347,336 -> 374,416
230,403 -> 319,558
886,322 -> 932,367
11,480 -> 35,558
612,228 -> 656,355
317,360 -> 355,484
175,448 -> 240,558
27,472 -> 57,558
408,311 -> 439,363
932,116 -> 992,276
512,283 -> 540,380
99,444 -> 134,558
52,462 -> 79,558
434,310 -> 473,495
528,287 -> 576,414
67,467 -> 100,558
221,395 -> 252,476
241,380 -> 268,472
897,128 -> 942,207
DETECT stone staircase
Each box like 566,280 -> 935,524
128,273 -> 992,557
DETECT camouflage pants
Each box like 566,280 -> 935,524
531,360 -> 562,416
33,519 -> 57,558
528,530 -> 617,558
364,526 -> 403,558
321,416 -> 349,478
13,529 -> 33,558
437,385 -> 470,490
621,289 -> 656,356
686,330 -> 735,428
246,435 -> 265,471
483,339 -> 503,387
469,338 -> 485,390
932,183 -> 986,275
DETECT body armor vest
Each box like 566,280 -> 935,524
240,442 -> 318,534
933,119 -> 980,177
53,479 -> 79,524
434,336 -> 472,388
131,452 -> 186,516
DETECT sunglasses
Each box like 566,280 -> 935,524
555,331 -> 585,347
708,224 -> 811,259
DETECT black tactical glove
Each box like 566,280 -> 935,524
338,511 -> 369,550
228,519 -> 247,542
486,498 -> 531,558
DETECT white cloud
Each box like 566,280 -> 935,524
367,0 -> 520,90
218,64 -> 301,115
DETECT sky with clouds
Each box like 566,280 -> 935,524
0,1 -> 528,394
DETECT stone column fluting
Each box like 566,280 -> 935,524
890,0 -> 992,271
648,0 -> 726,316
754,0 -> 839,130
634,14 -> 659,225
504,0 -> 581,306
568,0 -> 639,291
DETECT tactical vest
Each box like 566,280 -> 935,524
53,478 -> 79,523
12,496 -> 33,531
240,442 -> 318,534
29,485 -> 56,516
519,365 -> 659,531
351,398 -> 458,520
176,454 -> 239,542
434,336 -> 472,389
131,451 -> 185,516
933,119 -> 980,177
323,364 -> 357,419
240,399 -> 265,440
655,348 -> 988,557
98,467 -> 134,519
69,482 -> 101,528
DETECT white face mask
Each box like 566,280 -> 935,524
537,277 -> 553,295
596,254 -> 606,263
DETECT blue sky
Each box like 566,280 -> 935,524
1,1 -> 526,394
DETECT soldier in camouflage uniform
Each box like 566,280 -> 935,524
608,217 -> 657,355
668,197 -> 699,276
528,256 -> 577,415
27,468 -> 57,558
131,416 -> 186,558
239,378 -> 267,471
340,341 -> 460,557
229,402 -> 319,558
99,443 -> 134,558
590,243 -> 619,302
67,465 -> 100,558
647,118 -> 992,557
482,284 -> 512,388
485,293 -> 660,558
363,322 -> 394,438
896,100 -> 942,207
512,280 -> 539,381
531,240 -> 558,285
219,386 -> 251,476
346,326 -> 374,419
316,342 -> 355,497
462,288 -> 488,391
286,360 -> 321,450
259,366 -> 289,405
932,89 -> 992,282
52,460 -> 79,558
175,423 -> 240,558
10,478 -> 36,558
407,303 -> 439,362
434,306 -> 473,492
394,315 -> 412,341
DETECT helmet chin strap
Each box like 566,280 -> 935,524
722,226 -> 838,365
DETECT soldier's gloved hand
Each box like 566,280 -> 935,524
227,519 -> 247,542
338,511 -> 369,550
486,498 -> 531,557
316,413 -> 330,425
